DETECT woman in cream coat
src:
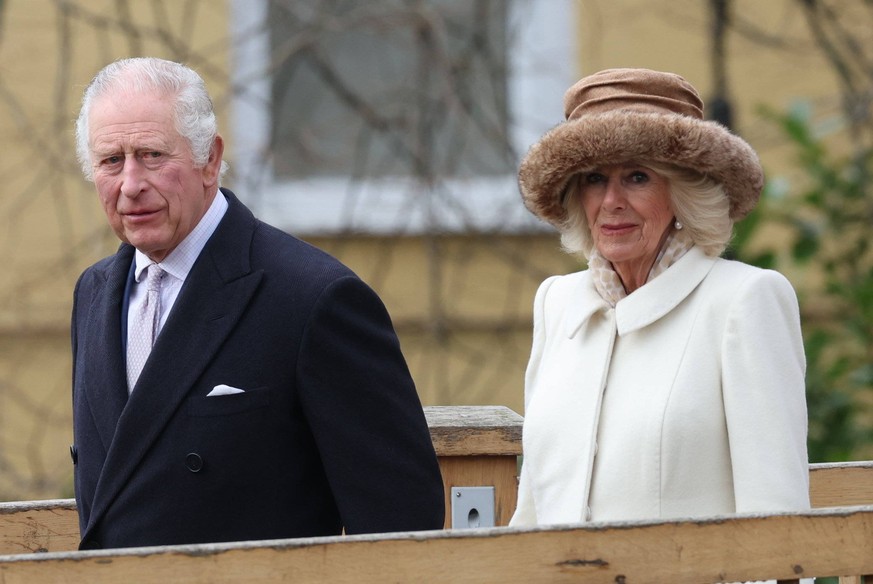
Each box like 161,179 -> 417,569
510,68 -> 810,526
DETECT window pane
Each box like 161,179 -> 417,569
269,0 -> 511,179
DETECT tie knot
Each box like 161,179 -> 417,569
144,264 -> 165,292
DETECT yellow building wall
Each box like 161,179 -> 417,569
0,0 -> 231,500
309,235 -> 579,409
0,0 -> 861,500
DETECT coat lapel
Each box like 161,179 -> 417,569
83,191 -> 263,538
80,245 -> 134,452
562,273 -> 610,339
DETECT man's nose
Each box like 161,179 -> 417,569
119,157 -> 147,198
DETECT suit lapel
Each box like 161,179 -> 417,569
80,245 -> 134,452
83,191 -> 263,538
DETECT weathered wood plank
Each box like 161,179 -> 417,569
424,405 -> 523,456
3,459 -> 869,554
810,461 -> 873,508
0,506 -> 871,584
2,460 -> 872,554
0,499 -> 78,555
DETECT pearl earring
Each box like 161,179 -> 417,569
674,220 -> 683,230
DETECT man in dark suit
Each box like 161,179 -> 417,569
70,57 -> 444,550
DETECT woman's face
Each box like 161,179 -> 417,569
579,163 -> 675,276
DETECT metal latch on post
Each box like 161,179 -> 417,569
450,486 -> 495,529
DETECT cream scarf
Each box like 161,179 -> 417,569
589,228 -> 695,307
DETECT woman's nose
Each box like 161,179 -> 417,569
602,181 -> 627,209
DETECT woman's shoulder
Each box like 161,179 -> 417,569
536,269 -> 591,298
544,268 -> 590,285
710,257 -> 790,281
706,257 -> 797,299
531,270 -> 604,329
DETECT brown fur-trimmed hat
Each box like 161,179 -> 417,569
519,68 -> 764,228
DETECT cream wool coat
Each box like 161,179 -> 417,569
510,246 -> 810,526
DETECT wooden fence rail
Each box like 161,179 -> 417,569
0,406 -> 871,582
809,460 -> 873,508
2,459 -> 871,557
0,506 -> 871,583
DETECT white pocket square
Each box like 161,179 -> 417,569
207,384 -> 246,397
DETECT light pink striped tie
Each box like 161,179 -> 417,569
126,264 -> 165,392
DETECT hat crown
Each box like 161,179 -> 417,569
564,68 -> 704,121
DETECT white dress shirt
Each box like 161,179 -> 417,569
127,192 -> 228,339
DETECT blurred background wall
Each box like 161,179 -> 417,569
1,0 -> 870,501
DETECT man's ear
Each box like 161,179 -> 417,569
202,135 -> 225,187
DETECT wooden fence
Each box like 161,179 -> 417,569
0,406 -> 871,583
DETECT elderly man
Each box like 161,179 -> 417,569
70,57 -> 444,549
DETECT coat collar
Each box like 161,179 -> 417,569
82,189 -> 264,540
563,274 -> 609,339
615,246 -> 716,335
564,246 -> 717,338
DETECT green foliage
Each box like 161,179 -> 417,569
735,105 -> 873,463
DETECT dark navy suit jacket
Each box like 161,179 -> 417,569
71,189 -> 444,549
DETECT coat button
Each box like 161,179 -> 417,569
185,453 -> 204,473
69,444 -> 78,465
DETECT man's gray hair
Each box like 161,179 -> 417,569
75,57 -> 227,181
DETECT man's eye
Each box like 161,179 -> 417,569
146,151 -> 163,158
102,156 -> 122,165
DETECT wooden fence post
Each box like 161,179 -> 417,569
424,405 -> 523,528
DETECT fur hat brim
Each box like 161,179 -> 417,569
518,111 -> 764,227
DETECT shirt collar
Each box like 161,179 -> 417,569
133,191 -> 229,283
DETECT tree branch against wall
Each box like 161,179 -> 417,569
6,0 -> 870,502
0,0 -> 574,499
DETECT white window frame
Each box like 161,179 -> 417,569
228,0 -> 575,235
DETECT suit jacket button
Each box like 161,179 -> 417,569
70,444 -> 78,465
185,453 -> 204,473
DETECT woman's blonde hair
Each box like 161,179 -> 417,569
558,162 -> 734,259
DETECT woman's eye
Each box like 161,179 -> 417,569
585,173 -> 605,184
629,171 -> 649,183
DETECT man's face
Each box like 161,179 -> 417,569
88,89 -> 223,262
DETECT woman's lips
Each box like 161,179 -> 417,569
601,222 -> 636,235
